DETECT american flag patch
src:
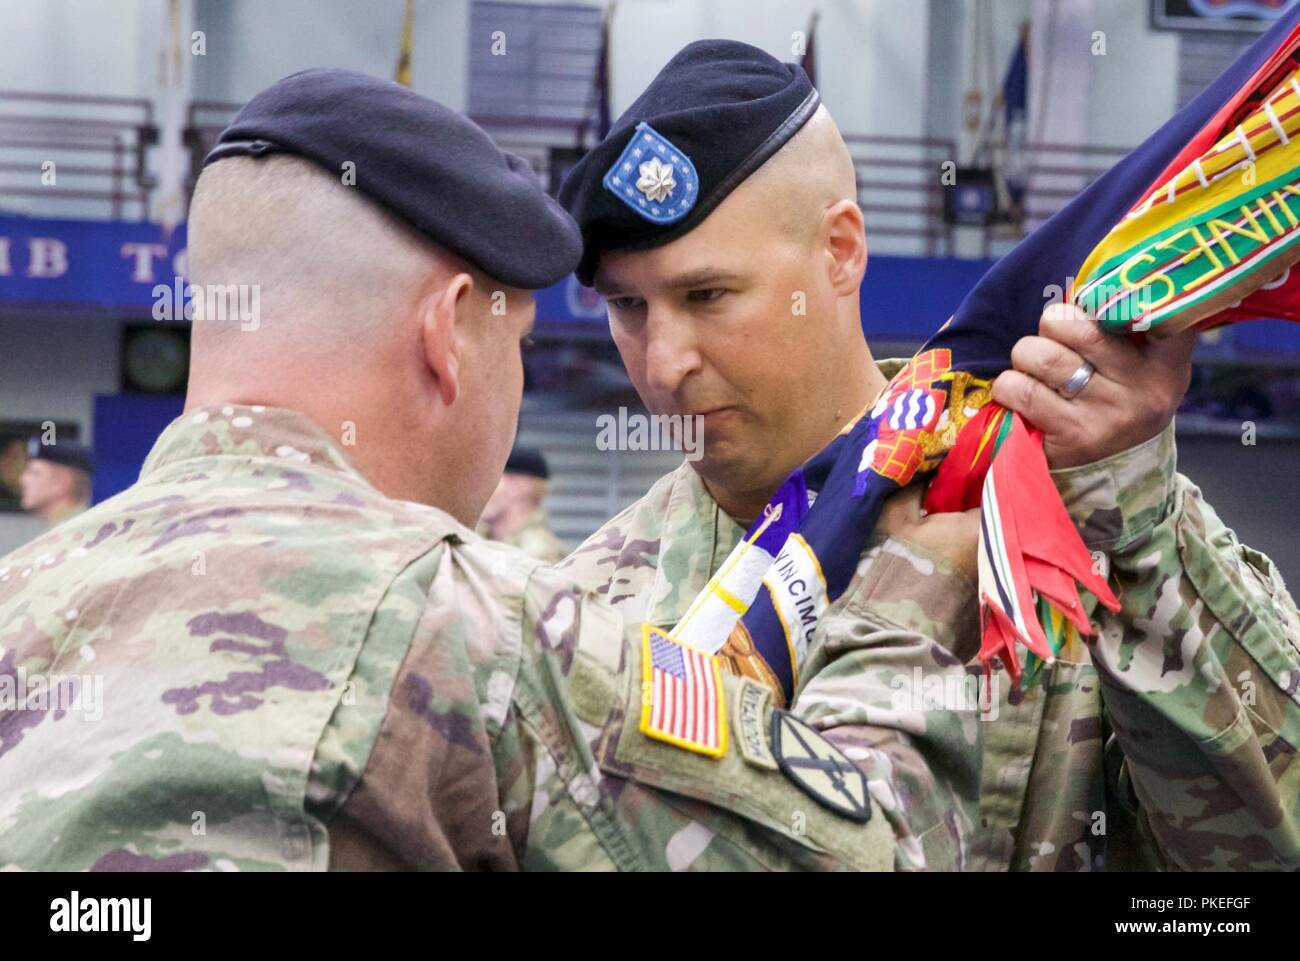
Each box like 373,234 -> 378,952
640,625 -> 728,758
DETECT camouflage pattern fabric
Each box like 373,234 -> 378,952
975,422 -> 1300,871
560,361 -> 1300,871
0,404 -> 957,871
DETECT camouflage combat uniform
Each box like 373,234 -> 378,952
978,422 -> 1300,871
559,361 -> 1300,871
0,404 -> 976,871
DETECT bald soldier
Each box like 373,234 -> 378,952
0,69 -> 981,871
558,40 -> 1300,870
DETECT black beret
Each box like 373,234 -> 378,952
559,40 -> 819,285
504,445 -> 549,480
27,438 -> 94,475
203,68 -> 582,289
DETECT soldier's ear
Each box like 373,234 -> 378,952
422,272 -> 473,407
822,199 -> 867,296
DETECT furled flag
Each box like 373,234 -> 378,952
664,3 -> 1300,708
395,0 -> 415,88
1000,20 -> 1029,209
153,0 -> 191,235
593,2 -> 614,140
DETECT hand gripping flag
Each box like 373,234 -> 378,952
661,5 -> 1300,710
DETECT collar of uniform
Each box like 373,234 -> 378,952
644,459 -> 746,628
877,357 -> 908,379
141,404 -> 367,482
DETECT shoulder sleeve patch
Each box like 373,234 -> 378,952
770,709 -> 872,823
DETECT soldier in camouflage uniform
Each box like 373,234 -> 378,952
0,69 -> 979,871
477,446 -> 568,563
19,439 -> 94,531
504,510 -> 567,564
557,42 -> 1300,870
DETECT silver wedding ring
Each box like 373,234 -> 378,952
1058,361 -> 1095,400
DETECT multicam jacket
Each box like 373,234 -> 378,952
558,366 -> 1300,872
988,424 -> 1300,871
0,404 -> 978,871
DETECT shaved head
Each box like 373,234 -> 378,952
744,105 -> 859,248
182,154 -> 539,523
187,155 -> 454,343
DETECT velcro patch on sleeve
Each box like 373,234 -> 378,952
771,709 -> 871,823
734,679 -> 777,770
639,624 -> 727,759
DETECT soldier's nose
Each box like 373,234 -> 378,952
644,323 -> 701,395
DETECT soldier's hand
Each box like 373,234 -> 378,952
877,486 -> 980,582
991,303 -> 1196,469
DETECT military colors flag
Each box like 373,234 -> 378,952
1078,44 -> 1300,333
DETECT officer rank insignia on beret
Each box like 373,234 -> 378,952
770,709 -> 872,823
602,123 -> 698,224
559,39 -> 820,284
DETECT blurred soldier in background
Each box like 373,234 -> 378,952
0,438 -> 28,511
19,438 -> 94,529
0,69 -> 977,872
477,445 -> 567,562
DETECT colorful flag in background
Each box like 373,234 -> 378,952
1001,21 -> 1029,207
154,0 -> 190,234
